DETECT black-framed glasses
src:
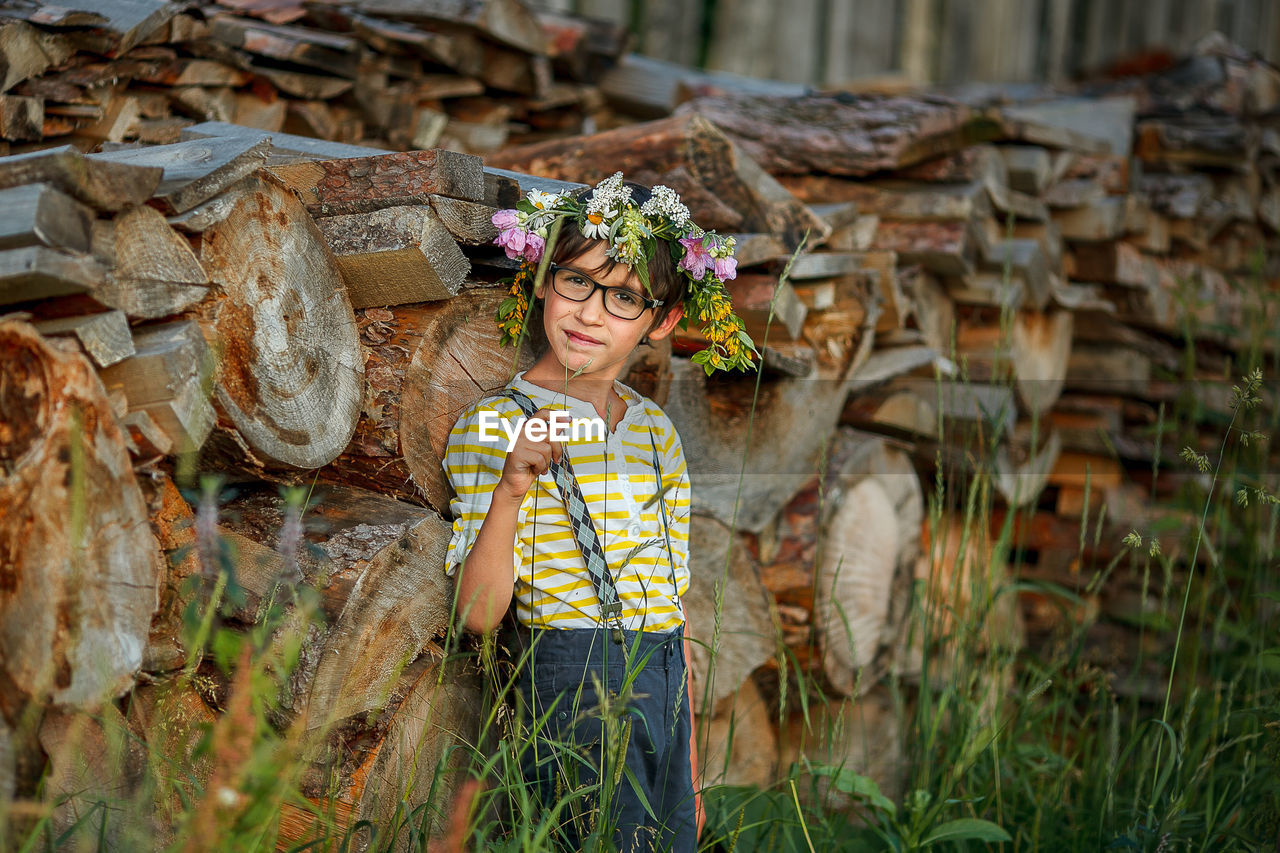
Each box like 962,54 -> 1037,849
548,263 -> 663,321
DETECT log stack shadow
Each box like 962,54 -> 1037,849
1,2 -> 1277,843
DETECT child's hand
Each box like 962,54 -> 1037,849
498,407 -> 563,500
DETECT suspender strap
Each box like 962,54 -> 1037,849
502,388 -> 624,628
501,387 -> 683,628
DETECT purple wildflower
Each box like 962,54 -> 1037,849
678,236 -> 713,280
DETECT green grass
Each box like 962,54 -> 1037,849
5,254 -> 1279,853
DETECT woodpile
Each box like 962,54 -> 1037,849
0,0 -> 628,158
1,1 -> 1277,841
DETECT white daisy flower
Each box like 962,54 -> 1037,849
526,189 -> 562,211
581,208 -> 617,239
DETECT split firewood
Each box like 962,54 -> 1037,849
88,135 -> 271,214
999,145 -> 1053,194
0,21 -> 74,93
0,245 -> 105,305
955,307 -> 1074,416
0,145 -> 161,211
91,204 -> 210,320
678,92 -> 999,177
815,477 -> 903,696
871,220 -> 977,277
357,0 -> 550,55
897,512 -> 1025,681
663,351 -> 871,533
0,320 -> 162,714
195,174 -> 363,470
0,184 -> 93,258
181,120 -> 382,162
317,205 -> 472,306
487,113 -> 828,250
37,704 -> 149,849
780,686 -> 904,806
97,320 -> 217,453
696,676 -> 776,788
32,310 -> 134,368
208,16 -> 363,78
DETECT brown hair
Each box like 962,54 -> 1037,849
546,182 -> 685,334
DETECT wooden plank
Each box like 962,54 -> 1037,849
181,120 -> 383,161
0,183 -> 93,253
0,246 -> 104,304
823,0 -> 898,84
88,136 -> 271,214
0,145 -> 161,211
266,149 -> 485,216
21,0 -> 177,54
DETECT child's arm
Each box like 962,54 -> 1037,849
454,407 -> 562,633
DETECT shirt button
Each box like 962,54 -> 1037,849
628,523 -> 642,539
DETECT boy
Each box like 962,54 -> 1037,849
442,174 -> 753,852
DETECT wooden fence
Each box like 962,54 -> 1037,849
532,0 -> 1280,86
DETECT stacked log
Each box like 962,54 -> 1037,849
2,4 -> 1278,842
0,135 -> 533,842
0,0 -> 628,157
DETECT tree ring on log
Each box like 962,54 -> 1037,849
400,288 -> 532,512
815,477 -> 899,696
0,320 -> 161,711
199,174 -> 363,469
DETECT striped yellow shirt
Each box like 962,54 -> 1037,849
442,372 -> 691,631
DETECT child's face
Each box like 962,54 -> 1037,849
534,241 -> 683,381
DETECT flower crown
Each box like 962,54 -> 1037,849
489,172 -> 758,374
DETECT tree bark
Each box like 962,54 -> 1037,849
486,113 -> 828,250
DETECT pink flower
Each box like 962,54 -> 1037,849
678,236 -> 713,280
522,232 -> 545,262
712,254 -> 737,281
491,208 -> 520,230
494,225 -> 528,259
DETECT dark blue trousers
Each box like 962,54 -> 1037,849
516,626 -> 697,853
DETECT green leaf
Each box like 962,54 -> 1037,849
806,765 -> 896,817
921,818 -> 1011,846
